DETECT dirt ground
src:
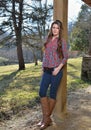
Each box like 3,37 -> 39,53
0,86 -> 91,130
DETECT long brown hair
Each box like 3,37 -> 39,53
44,20 -> 63,58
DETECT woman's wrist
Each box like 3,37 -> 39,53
58,63 -> 63,70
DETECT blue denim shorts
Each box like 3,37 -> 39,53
39,67 -> 63,99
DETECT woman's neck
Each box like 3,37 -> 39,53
52,35 -> 59,40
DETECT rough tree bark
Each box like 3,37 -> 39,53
12,0 -> 25,70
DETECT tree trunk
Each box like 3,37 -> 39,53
12,0 -> 25,70
16,30 -> 25,70
32,49 -> 38,66
17,43 -> 25,70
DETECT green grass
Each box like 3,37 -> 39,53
0,63 -> 41,113
67,57 -> 91,90
0,57 -> 90,114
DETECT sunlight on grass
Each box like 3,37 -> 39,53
2,89 -> 38,111
0,58 -> 90,113
0,62 -> 42,112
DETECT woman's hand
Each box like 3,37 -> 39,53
52,67 -> 60,76
52,63 -> 63,76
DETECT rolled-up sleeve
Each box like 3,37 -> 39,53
61,39 -> 68,65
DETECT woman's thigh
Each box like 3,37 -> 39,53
39,72 -> 51,97
50,70 -> 63,99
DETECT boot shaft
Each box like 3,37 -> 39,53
40,97 -> 50,116
49,98 -> 56,116
40,97 -> 52,129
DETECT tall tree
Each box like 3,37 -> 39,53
0,0 -> 25,70
0,0 -> 53,67
23,0 -> 53,63
12,0 -> 25,70
70,4 -> 91,54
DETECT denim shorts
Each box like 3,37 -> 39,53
39,67 -> 63,99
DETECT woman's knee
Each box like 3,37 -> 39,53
50,93 -> 56,100
39,89 -> 46,97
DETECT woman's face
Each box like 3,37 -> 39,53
52,23 -> 60,37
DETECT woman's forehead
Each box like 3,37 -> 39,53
53,23 -> 59,26
52,23 -> 59,28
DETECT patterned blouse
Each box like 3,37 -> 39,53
42,37 -> 68,68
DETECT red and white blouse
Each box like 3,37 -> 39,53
42,37 -> 68,68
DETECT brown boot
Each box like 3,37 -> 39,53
49,98 -> 56,116
40,97 -> 52,130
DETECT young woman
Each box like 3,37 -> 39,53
38,20 -> 68,130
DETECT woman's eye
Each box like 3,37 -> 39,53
53,27 -> 59,29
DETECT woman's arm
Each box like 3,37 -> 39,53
52,39 -> 68,75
